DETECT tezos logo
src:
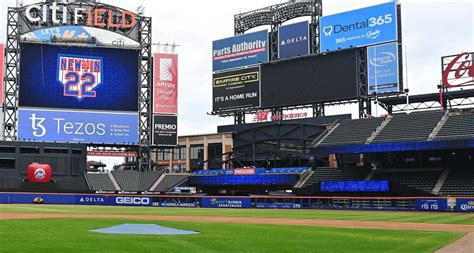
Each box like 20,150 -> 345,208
34,168 -> 46,180
57,54 -> 103,101
115,197 -> 150,205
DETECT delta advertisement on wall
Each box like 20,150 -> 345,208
212,30 -> 268,72
320,2 -> 398,52
153,53 -> 178,114
278,21 -> 310,59
367,42 -> 400,94
213,66 -> 260,111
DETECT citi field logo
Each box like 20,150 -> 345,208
57,54 -> 103,101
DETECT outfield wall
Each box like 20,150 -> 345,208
1,192 -> 473,212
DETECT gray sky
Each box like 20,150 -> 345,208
0,0 -> 473,167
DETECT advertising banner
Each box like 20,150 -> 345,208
213,30 -> 268,72
320,2 -> 397,52
256,203 -> 302,209
153,53 -> 178,114
20,26 -> 140,49
213,66 -> 260,111
87,151 -> 139,157
18,109 -> 139,144
0,43 -> 3,106
442,52 -> 474,88
153,114 -> 178,146
201,197 -> 251,208
19,43 -> 139,112
367,42 -> 399,94
415,198 -> 448,212
321,181 -> 389,192
456,198 -> 474,212
153,202 -> 199,208
279,21 -> 309,59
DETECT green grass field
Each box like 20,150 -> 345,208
0,204 -> 471,253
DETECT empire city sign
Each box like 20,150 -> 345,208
24,1 -> 136,30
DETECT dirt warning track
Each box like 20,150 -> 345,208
1,213 -> 474,233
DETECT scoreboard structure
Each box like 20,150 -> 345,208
2,1 -> 156,170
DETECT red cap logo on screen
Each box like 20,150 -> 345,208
57,54 -> 103,101
27,164 -> 52,183
442,52 -> 474,88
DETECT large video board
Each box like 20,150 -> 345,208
320,2 -> 397,52
261,49 -> 359,108
19,43 -> 139,112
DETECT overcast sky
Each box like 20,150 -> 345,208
0,0 -> 473,167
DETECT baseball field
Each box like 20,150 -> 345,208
1,205 -> 473,253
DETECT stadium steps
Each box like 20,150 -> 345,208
83,172 -> 92,190
108,171 -> 121,191
294,169 -> 314,188
366,116 -> 392,144
312,121 -> 340,147
432,167 -> 451,195
434,109 -> 474,140
427,110 -> 450,141
149,173 -> 166,191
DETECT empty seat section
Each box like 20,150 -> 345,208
320,118 -> 384,146
302,167 -> 371,187
371,171 -> 441,193
85,173 -> 116,191
112,171 -> 163,192
373,111 -> 444,143
153,174 -> 189,192
436,111 -> 474,140
439,168 -> 474,196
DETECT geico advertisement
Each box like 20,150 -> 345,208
320,2 -> 397,52
18,109 -> 139,144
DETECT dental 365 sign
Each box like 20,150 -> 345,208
320,2 -> 398,52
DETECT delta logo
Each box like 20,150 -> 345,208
57,54 -> 103,101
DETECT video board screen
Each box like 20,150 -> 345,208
19,43 -> 139,112
321,181 -> 389,192
261,49 -> 359,108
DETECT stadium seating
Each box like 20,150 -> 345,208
372,111 -> 444,143
112,171 -> 163,192
301,167 -> 371,187
371,170 -> 442,193
152,174 -> 189,192
319,118 -> 385,146
435,110 -> 474,140
85,173 -> 117,191
439,167 -> 474,196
